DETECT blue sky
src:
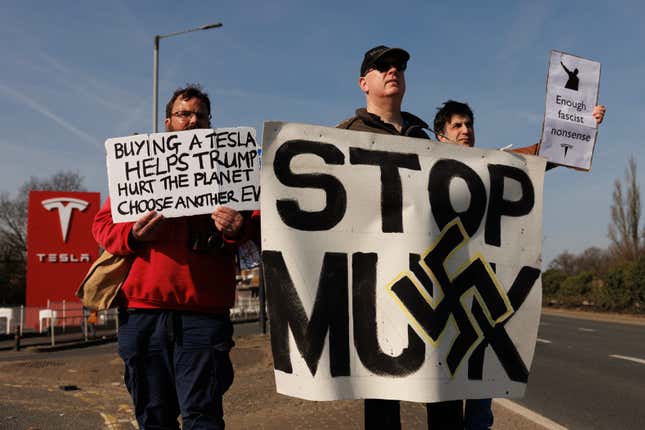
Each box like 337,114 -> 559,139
1,0 -> 643,265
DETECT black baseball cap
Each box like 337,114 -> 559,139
360,45 -> 410,76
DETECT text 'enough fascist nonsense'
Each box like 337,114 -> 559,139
105,128 -> 260,222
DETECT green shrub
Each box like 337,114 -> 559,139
542,269 -> 566,300
556,272 -> 594,306
601,263 -> 633,310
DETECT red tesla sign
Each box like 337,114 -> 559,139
26,191 -> 101,307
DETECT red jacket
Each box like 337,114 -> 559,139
92,198 -> 259,313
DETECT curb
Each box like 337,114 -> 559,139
28,336 -> 118,353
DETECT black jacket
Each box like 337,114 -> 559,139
337,108 -> 430,139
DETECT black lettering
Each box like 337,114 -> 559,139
353,252 -> 425,376
428,159 -> 486,238
117,196 -> 172,216
262,250 -> 350,377
227,131 -> 239,147
192,151 -> 209,169
124,160 -> 141,181
142,157 -> 159,177
117,200 -> 129,215
549,128 -> 591,141
159,174 -> 189,191
349,148 -> 421,233
274,140 -> 346,231
189,134 -> 203,150
468,266 -> 541,382
241,185 -> 259,202
117,182 -> 127,197
245,131 -> 257,147
486,164 -> 535,247
114,143 -> 125,159
151,136 -> 166,155
224,190 -> 238,203
237,150 -> 254,169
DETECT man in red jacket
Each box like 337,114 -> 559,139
93,84 -> 257,430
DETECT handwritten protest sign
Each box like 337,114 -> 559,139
261,122 -> 546,402
539,50 -> 601,170
105,128 -> 259,223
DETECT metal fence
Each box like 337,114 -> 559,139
231,266 -> 266,323
44,301 -> 119,344
0,265 -> 266,345
0,303 -> 118,347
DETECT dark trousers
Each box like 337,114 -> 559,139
465,398 -> 493,430
118,309 -> 234,430
365,399 -> 464,430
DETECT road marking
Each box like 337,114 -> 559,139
537,338 -> 552,344
100,412 -> 119,430
609,354 -> 645,365
578,328 -> 596,332
494,398 -> 567,430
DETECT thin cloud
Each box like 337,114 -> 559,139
0,82 -> 102,147
495,2 -> 550,63
38,53 -> 133,114
517,111 -> 543,123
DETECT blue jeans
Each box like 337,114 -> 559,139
118,309 -> 234,430
465,398 -> 494,430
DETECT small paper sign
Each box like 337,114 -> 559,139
539,50 -> 601,170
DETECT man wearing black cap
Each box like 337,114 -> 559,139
338,45 -> 464,430
338,45 -> 430,137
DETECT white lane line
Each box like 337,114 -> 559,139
537,338 -> 552,344
578,328 -> 596,332
494,398 -> 567,430
100,413 -> 119,430
609,354 -> 645,365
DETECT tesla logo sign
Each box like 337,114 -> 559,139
41,197 -> 89,243
27,191 -> 100,308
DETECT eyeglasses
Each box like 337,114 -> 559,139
171,110 -> 211,121
369,59 -> 407,74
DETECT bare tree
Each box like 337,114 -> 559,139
0,171 -> 85,257
577,246 -> 612,275
608,156 -> 642,261
0,171 -> 85,304
549,250 -> 578,275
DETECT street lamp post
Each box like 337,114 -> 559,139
153,22 -> 222,132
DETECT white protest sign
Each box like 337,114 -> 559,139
539,50 -> 601,170
105,128 -> 259,223
261,122 -> 546,402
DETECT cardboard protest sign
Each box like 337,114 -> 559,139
539,50 -> 601,170
105,128 -> 260,222
261,122 -> 546,402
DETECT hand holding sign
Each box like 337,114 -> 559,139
131,211 -> 166,242
211,207 -> 244,239
593,105 -> 606,125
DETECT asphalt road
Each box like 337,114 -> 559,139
516,313 -> 645,429
2,316 -> 644,429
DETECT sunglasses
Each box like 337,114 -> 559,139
370,58 -> 407,73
